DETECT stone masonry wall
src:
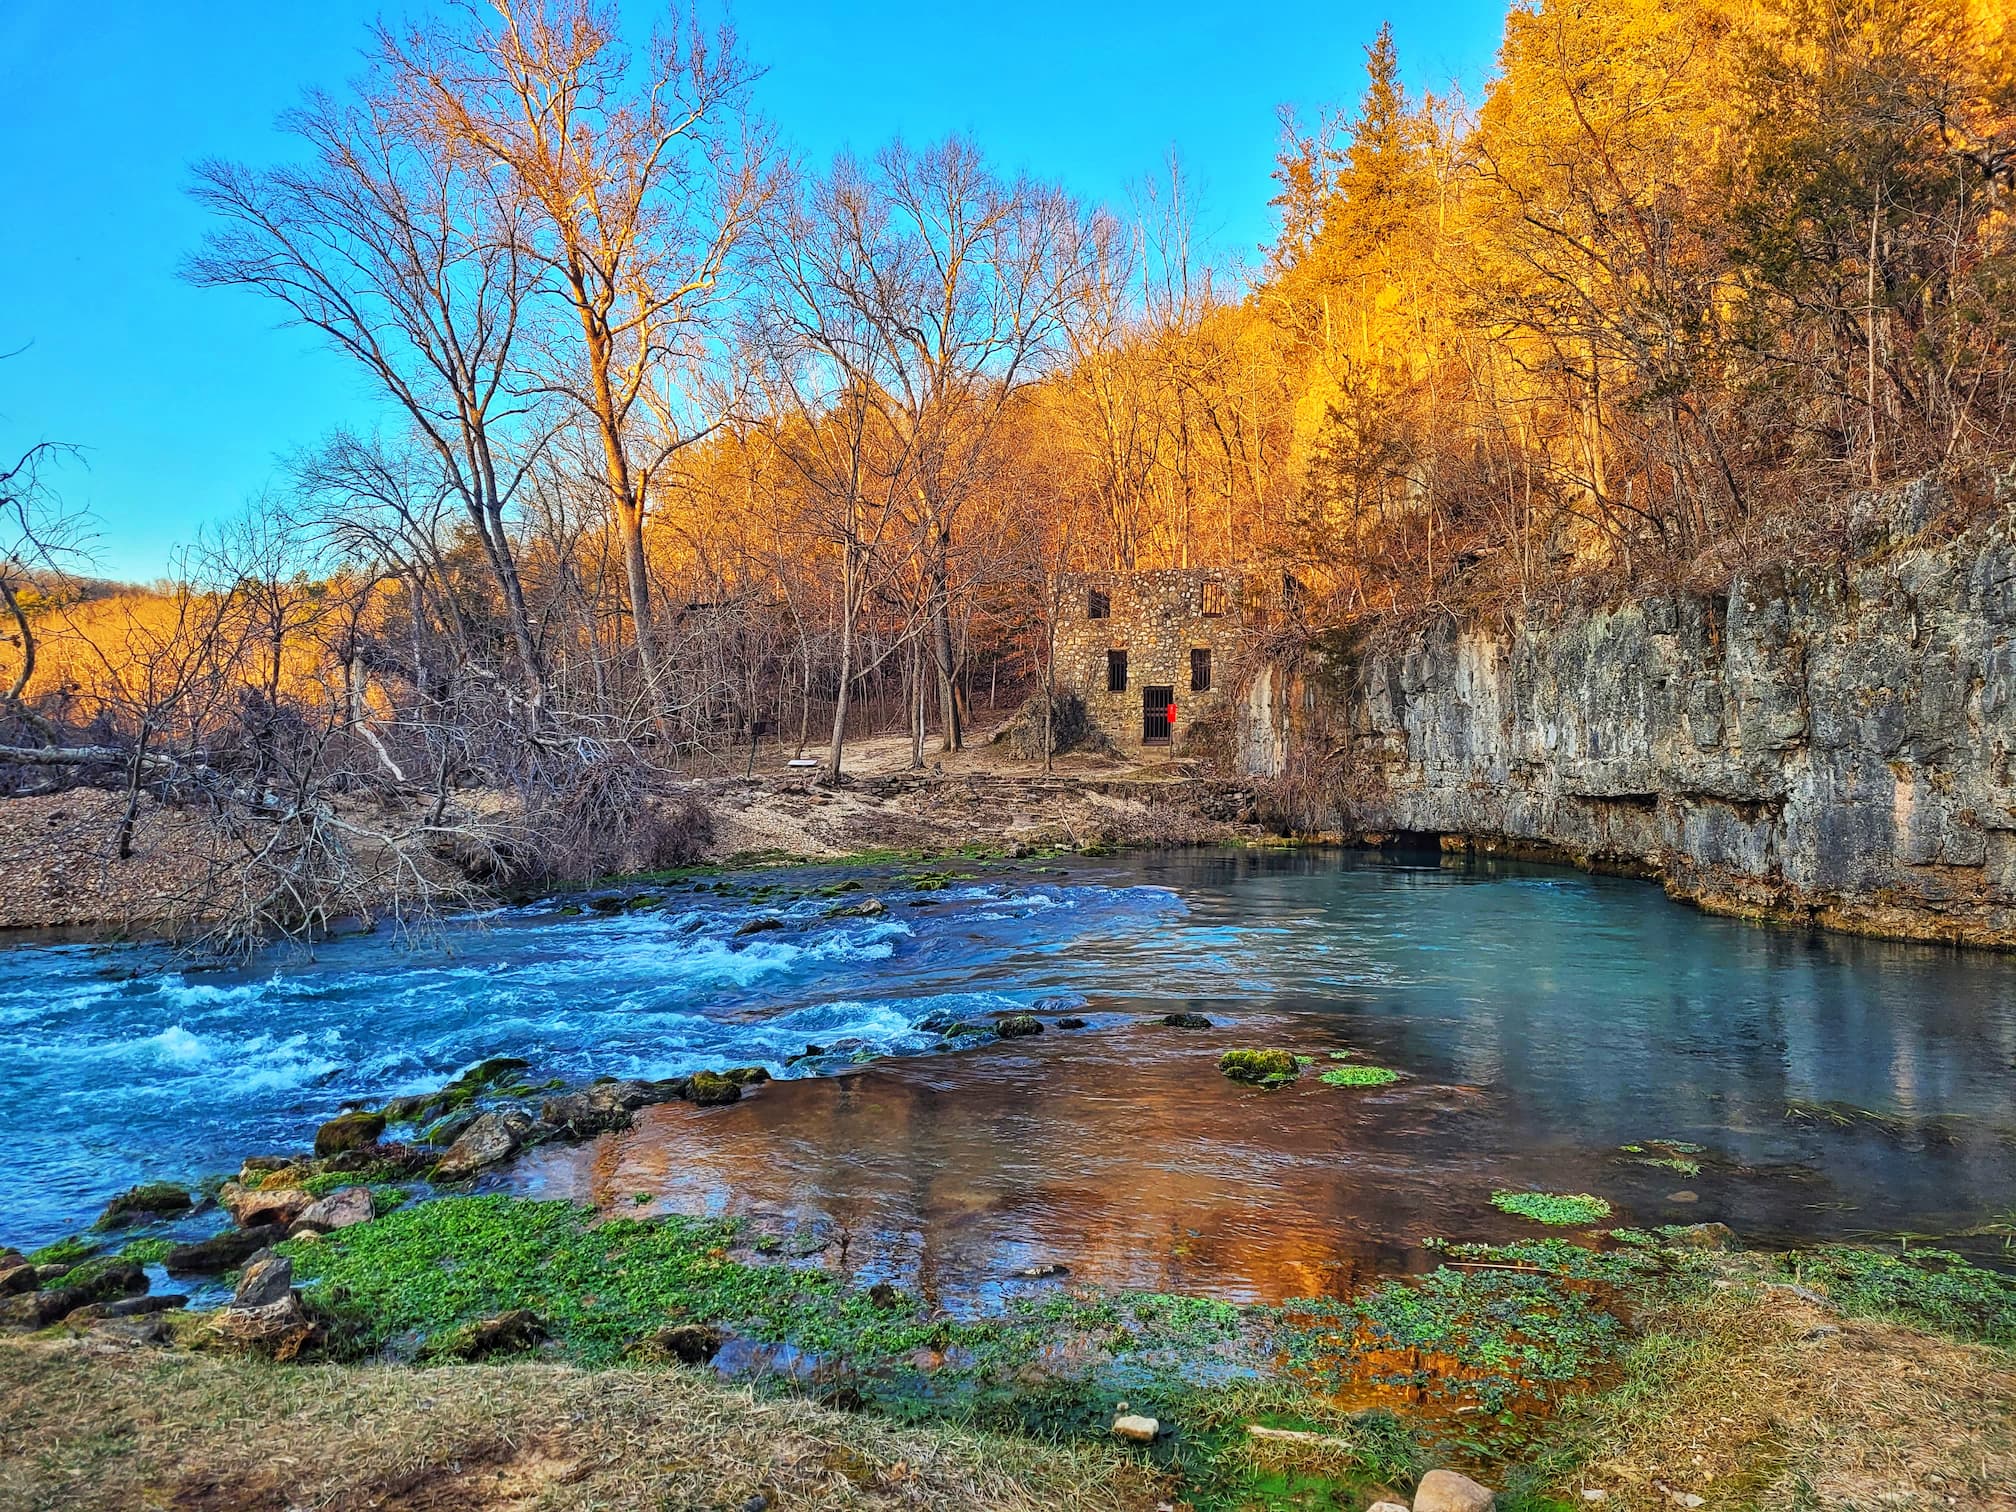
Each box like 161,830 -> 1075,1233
1056,569 -> 1254,754
1242,480 -> 2016,946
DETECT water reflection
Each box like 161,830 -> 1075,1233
513,850 -> 2016,1304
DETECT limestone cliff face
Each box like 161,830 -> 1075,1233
1249,481 -> 2016,945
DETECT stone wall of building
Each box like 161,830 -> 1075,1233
1055,569 -> 1258,753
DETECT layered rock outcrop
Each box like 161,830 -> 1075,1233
1252,480 -> 2016,945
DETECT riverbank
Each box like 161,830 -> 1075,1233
2,1197 -> 2011,1510
0,724 -> 1259,936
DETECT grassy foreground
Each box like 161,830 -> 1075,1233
2,1194 -> 2012,1510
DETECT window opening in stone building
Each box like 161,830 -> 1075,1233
1087,588 -> 1110,620
1107,648 -> 1128,692
1191,647 -> 1212,692
1199,581 -> 1229,617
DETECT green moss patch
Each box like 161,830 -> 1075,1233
1492,1191 -> 1614,1226
1784,1245 -> 2016,1346
117,1237 -> 176,1265
1318,1065 -> 1400,1088
26,1235 -> 98,1268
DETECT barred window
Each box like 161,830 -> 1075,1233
1191,647 -> 1212,692
1200,581 -> 1229,617
1087,588 -> 1110,620
1107,648 -> 1128,692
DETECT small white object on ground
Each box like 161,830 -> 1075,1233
1110,1412 -> 1159,1443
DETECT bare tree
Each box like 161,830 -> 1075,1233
392,0 -> 773,724
188,70 -> 552,711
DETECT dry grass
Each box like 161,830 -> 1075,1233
1555,1283 -> 2016,1511
0,1334 -> 1167,1512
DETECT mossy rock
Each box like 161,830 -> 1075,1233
1161,1012 -> 1212,1029
722,1066 -> 771,1086
995,1014 -> 1044,1039
93,1182 -> 193,1229
684,1072 -> 742,1107
1218,1048 -> 1302,1088
314,1111 -> 386,1156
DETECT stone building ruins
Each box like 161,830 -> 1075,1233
1054,568 -> 1291,754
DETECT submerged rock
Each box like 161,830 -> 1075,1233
93,1182 -> 193,1229
1414,1469 -> 1497,1512
433,1110 -> 534,1181
1218,1048 -> 1301,1087
994,1014 -> 1043,1039
735,916 -> 785,936
1162,1012 -> 1213,1029
291,1186 -> 375,1235
312,1110 -> 386,1156
826,897 -> 888,919
1055,1017 -> 1088,1030
166,1225 -> 287,1275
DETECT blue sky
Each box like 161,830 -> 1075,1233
0,1 -> 1505,580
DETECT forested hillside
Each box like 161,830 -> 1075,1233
2,0 -> 2011,938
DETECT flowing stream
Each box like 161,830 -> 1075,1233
5,848 -> 2014,1297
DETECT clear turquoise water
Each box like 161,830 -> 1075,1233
4,849 -> 2014,1271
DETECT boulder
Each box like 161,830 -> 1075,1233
232,1251 -> 295,1309
218,1181 -> 312,1231
723,1066 -> 770,1086
683,1071 -> 742,1107
433,1110 -> 534,1181
291,1186 -> 375,1235
1056,1017 -> 1088,1030
735,916 -> 784,936
166,1225 -> 287,1275
1162,1013 -> 1213,1029
0,1251 -> 34,1296
1413,1469 -> 1496,1512
995,1014 -> 1044,1038
313,1110 -> 386,1156
1370,1504 -> 1411,1512
93,1182 -> 193,1229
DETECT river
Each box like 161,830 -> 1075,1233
5,848 -> 2013,1296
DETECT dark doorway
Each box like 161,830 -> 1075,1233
1142,685 -> 1174,744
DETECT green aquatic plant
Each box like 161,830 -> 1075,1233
26,1235 -> 98,1268
1219,1049 -> 1302,1087
117,1237 -> 176,1265
1319,1065 -> 1400,1088
1785,1244 -> 2016,1346
1491,1191 -> 1613,1226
